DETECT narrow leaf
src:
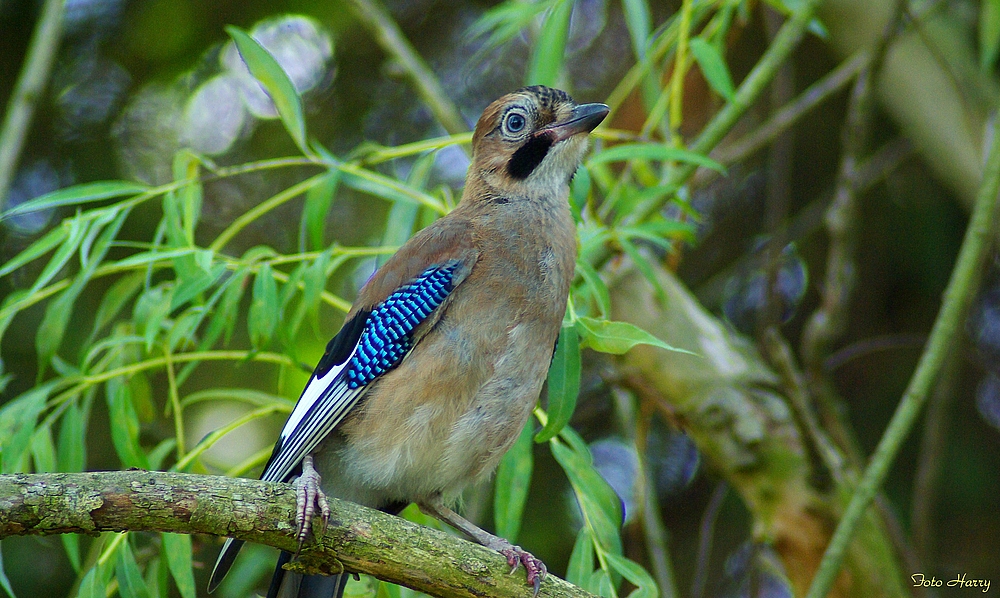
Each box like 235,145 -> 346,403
29,213 -> 87,295
606,553 -> 658,598
536,326 -> 581,442
91,272 -> 146,339
133,284 -> 174,352
338,164 -> 446,214
116,539 -> 152,598
566,528 -> 595,587
0,382 -> 55,473
106,377 -> 150,469
58,400 -> 86,472
30,424 -> 56,472
493,420 -> 534,542
983,0 -> 1000,69
301,169 -> 339,251
248,262 -> 279,348
689,37 -> 736,101
575,316 -> 692,355
76,564 -> 104,598
551,439 -> 623,556
575,260 -> 611,318
0,225 -> 67,278
0,181 -> 147,222
162,533 -> 197,598
226,26 -> 307,153
527,0 -> 573,86
0,544 -> 15,598
590,143 -> 725,172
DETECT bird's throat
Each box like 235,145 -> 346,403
506,133 -> 554,180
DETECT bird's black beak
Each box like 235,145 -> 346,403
545,103 -> 610,142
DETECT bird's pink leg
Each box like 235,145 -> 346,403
420,498 -> 547,596
293,455 -> 331,556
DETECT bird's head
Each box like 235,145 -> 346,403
467,86 -> 609,200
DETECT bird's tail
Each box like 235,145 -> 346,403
268,551 -> 348,598
208,537 -> 245,593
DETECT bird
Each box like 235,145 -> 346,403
208,85 -> 609,598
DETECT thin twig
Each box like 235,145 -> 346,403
800,0 -> 907,479
690,482 -> 727,598
803,75 -> 1000,598
0,0 -> 66,211
708,51 -> 869,175
761,4 -> 797,333
799,62 -> 878,376
911,351 -> 960,565
631,0 -> 822,224
347,0 -> 469,144
761,327 -> 844,484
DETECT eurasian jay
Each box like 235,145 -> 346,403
208,85 -> 609,598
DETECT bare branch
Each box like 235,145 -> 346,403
0,471 -> 594,598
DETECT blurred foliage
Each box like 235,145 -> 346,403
1,0 -> 999,598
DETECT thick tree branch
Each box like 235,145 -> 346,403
0,471 -> 594,598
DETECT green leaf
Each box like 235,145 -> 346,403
168,309 -> 204,352
983,0 -> 1000,69
0,544 -> 15,598
575,316 -> 691,356
148,438 -> 178,470
587,568 -> 615,598
551,439 -> 623,556
527,0 -> 573,86
0,382 -> 55,473
203,267 -> 250,348
536,326 -> 581,442
58,400 -> 86,472
689,37 -> 736,101
29,213 -> 87,295
226,26 -> 307,153
162,533 -> 197,598
106,377 -> 150,469
77,562 -> 109,598
618,237 -> 666,304
568,166 -> 590,224
62,534 -> 81,573
248,262 -> 279,348
493,420 -> 534,542
171,262 -> 226,310
172,150 -> 203,246
107,248 -> 195,270
35,282 -> 80,370
301,170 -> 339,251
589,143 -> 725,172
30,424 -> 56,472
574,259 -> 611,318
468,0 -> 549,49
91,272 -> 146,340
566,528 -> 595,587
134,284 -> 174,352
0,180 -> 148,222
116,539 -> 152,598
338,163 -> 446,214
606,553 -> 658,598
0,225 -> 67,279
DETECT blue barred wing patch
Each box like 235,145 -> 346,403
347,263 -> 458,388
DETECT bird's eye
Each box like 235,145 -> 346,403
504,111 -> 527,135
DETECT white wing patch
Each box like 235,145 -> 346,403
261,346 -> 368,484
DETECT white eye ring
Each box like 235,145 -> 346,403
504,110 -> 527,135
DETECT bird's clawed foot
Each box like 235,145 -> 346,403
293,455 -> 331,556
419,499 -> 547,596
499,542 -> 547,596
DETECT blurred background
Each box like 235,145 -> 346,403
1,0 -> 999,597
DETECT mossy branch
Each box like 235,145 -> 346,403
0,471 -> 594,598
